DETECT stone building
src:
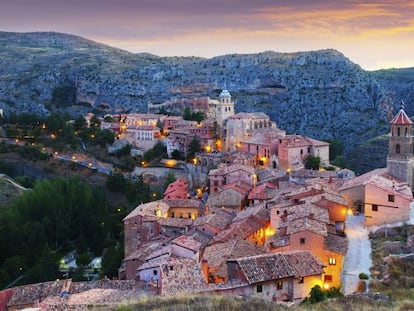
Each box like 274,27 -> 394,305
387,105 -> 414,189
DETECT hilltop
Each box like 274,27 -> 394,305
1,31 -> 413,172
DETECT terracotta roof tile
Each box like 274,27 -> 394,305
325,233 -> 348,254
340,168 -> 413,201
172,235 -> 202,252
283,251 -> 325,277
280,217 -> 328,236
208,163 -> 255,176
158,217 -> 193,228
233,253 -> 294,284
162,198 -> 201,208
390,108 -> 413,125
202,239 -> 265,268
123,200 -> 169,221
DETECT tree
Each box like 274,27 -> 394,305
95,129 -> 115,147
187,136 -> 201,160
325,139 -> 344,161
100,243 -> 123,278
89,115 -> 101,128
163,172 -> 176,191
171,149 -> 182,160
74,116 -> 87,130
305,155 -> 321,170
309,285 -> 327,303
106,172 -> 127,193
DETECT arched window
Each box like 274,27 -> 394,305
398,127 -> 400,136
405,127 -> 408,137
396,144 -> 401,154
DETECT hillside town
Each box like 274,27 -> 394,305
1,90 -> 414,309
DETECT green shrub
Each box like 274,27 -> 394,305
359,272 -> 369,280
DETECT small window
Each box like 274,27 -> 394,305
300,238 -> 306,245
372,204 -> 378,212
396,144 -> 401,154
169,266 -> 174,271
329,257 -> 336,265
298,277 -> 304,284
300,149 -> 303,155
388,195 -> 395,202
277,281 -> 283,290
256,284 -> 263,293
324,275 -> 333,282
153,270 -> 158,276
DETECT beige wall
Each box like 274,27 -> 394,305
364,183 -> 411,226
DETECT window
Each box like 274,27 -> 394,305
396,144 -> 401,154
153,270 -> 158,276
372,204 -> 378,212
324,275 -> 333,282
256,285 -> 263,293
300,238 -> 306,245
398,127 -> 400,136
188,213 -> 192,219
298,277 -> 304,284
277,281 -> 283,290
300,149 -> 303,155
169,266 -> 174,271
329,257 -> 336,265
388,195 -> 395,202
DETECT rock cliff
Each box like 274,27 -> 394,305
0,31 -> 411,173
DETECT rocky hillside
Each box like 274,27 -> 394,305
1,31 -> 412,173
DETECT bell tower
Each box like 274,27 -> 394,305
387,101 -> 414,189
216,89 -> 234,127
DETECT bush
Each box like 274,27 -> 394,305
309,285 -> 327,304
359,272 -> 369,280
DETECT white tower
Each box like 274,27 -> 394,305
216,89 -> 234,127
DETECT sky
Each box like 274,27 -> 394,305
1,0 -> 414,70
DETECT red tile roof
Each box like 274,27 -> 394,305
390,108 -> 413,125
248,182 -> 278,200
340,168 -> 413,201
202,239 -> 265,268
232,253 -> 294,284
172,235 -> 202,252
232,251 -> 324,284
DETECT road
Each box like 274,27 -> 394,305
341,214 -> 372,295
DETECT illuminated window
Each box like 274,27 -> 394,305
329,257 -> 336,265
324,275 -> 333,282
298,277 -> 304,284
277,281 -> 283,290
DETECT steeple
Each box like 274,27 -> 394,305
387,101 -> 414,189
216,88 -> 234,127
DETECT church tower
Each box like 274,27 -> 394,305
216,89 -> 234,127
387,102 -> 414,189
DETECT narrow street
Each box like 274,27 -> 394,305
341,214 -> 372,295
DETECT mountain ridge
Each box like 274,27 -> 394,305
1,31 -> 412,172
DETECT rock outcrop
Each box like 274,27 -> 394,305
0,31 -> 411,173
